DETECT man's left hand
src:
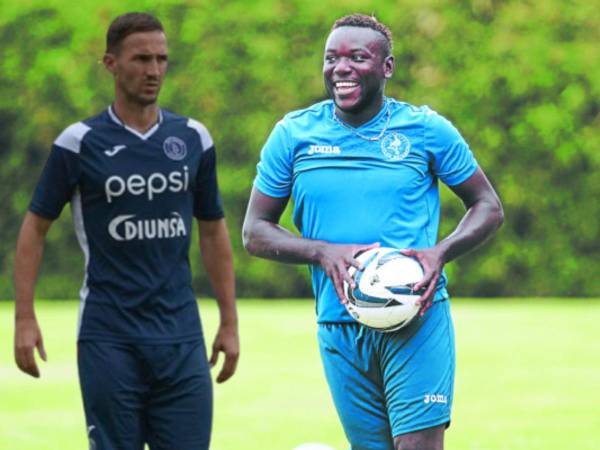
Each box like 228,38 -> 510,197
400,247 -> 445,316
209,323 -> 240,383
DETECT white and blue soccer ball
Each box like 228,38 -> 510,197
343,247 -> 425,332
293,444 -> 336,450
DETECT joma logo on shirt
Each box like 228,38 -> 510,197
108,212 -> 187,241
307,145 -> 341,155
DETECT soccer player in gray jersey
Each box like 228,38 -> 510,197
13,13 -> 239,450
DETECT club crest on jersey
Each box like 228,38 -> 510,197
163,136 -> 187,161
380,132 -> 411,161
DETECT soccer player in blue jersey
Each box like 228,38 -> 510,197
13,12 -> 239,450
243,14 -> 503,450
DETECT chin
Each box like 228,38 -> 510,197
334,97 -> 364,114
136,95 -> 159,106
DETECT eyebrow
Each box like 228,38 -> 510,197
133,51 -> 168,56
325,47 -> 370,53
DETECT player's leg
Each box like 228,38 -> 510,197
318,323 -> 395,450
143,339 -> 213,450
393,424 -> 445,450
380,299 -> 456,450
78,341 -> 146,450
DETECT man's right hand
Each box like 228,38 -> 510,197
316,242 -> 380,303
14,316 -> 47,378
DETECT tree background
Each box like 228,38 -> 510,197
1,0 -> 598,299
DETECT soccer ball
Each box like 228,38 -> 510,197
343,247 -> 425,332
293,444 -> 336,450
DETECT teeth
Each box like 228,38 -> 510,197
335,81 -> 358,88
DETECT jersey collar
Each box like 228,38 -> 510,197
108,105 -> 163,140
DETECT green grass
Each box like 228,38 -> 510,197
1,299 -> 600,450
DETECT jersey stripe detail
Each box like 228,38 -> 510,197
187,118 -> 214,151
54,122 -> 91,153
71,188 -> 90,338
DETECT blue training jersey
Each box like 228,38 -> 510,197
254,98 -> 478,323
30,106 -> 224,343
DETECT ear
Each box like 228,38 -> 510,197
383,55 -> 395,79
103,53 -> 117,75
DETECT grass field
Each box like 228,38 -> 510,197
1,298 -> 599,450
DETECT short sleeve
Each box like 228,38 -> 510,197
29,144 -> 81,220
254,120 -> 293,198
186,119 -> 224,220
194,145 -> 225,220
425,110 -> 478,186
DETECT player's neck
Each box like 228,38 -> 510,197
335,96 -> 385,128
111,99 -> 160,134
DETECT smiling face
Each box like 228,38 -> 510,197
103,31 -> 168,107
323,26 -> 394,123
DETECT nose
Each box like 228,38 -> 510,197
146,58 -> 161,77
333,57 -> 352,76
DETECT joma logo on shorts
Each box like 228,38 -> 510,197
424,394 -> 448,404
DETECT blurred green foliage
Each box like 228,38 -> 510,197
1,0 -> 598,299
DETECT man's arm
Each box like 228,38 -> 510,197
242,187 -> 378,302
402,167 -> 504,314
14,211 -> 53,378
197,218 -> 239,383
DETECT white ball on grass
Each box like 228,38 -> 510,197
293,444 -> 336,450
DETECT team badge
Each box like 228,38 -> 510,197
380,132 -> 411,161
163,136 -> 187,161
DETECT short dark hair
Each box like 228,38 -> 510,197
106,12 -> 164,53
332,14 -> 393,56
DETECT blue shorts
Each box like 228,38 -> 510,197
318,299 -> 455,450
78,339 -> 212,450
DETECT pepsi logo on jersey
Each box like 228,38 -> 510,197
104,166 -> 189,203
